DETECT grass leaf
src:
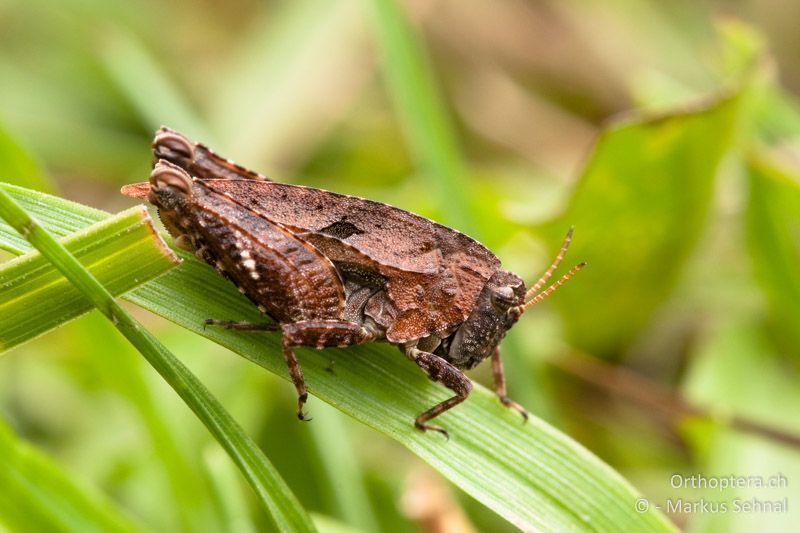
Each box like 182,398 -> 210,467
0,184 -> 675,531
0,206 -> 179,351
0,186 -> 317,533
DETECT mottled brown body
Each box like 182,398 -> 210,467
122,127 -> 584,437
200,179 -> 499,343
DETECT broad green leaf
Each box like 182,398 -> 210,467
540,91 -> 744,356
0,187 -> 675,531
0,205 -> 179,352
757,87 -> 800,143
746,153 -> 800,354
0,418 -> 142,533
0,187 -> 317,533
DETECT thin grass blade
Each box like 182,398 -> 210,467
0,187 -> 317,533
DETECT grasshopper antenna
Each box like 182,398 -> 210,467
519,262 -> 586,314
514,226 -> 585,316
525,226 -> 574,299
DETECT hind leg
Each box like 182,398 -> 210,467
281,320 -> 375,420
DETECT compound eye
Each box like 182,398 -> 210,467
490,285 -> 516,311
150,160 -> 193,197
153,129 -> 194,161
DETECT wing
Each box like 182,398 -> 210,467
201,180 -> 499,274
201,179 -> 501,342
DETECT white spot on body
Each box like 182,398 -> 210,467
250,272 -> 260,280
242,259 -> 256,270
240,250 -> 251,259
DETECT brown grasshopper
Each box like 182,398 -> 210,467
122,128 -> 584,437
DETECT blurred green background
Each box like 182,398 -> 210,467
1,0 -> 800,531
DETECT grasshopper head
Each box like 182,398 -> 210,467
441,228 -> 586,370
441,270 -> 526,370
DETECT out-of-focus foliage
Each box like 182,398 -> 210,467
0,417 -> 141,532
1,0 -> 800,531
541,92 -> 744,356
747,154 -> 800,354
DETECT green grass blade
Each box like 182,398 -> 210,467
0,184 -> 106,255
0,188 -> 317,533
70,313 -> 210,533
0,205 -> 179,352
0,418 -> 143,533
0,185 -> 675,531
367,0 -> 474,233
